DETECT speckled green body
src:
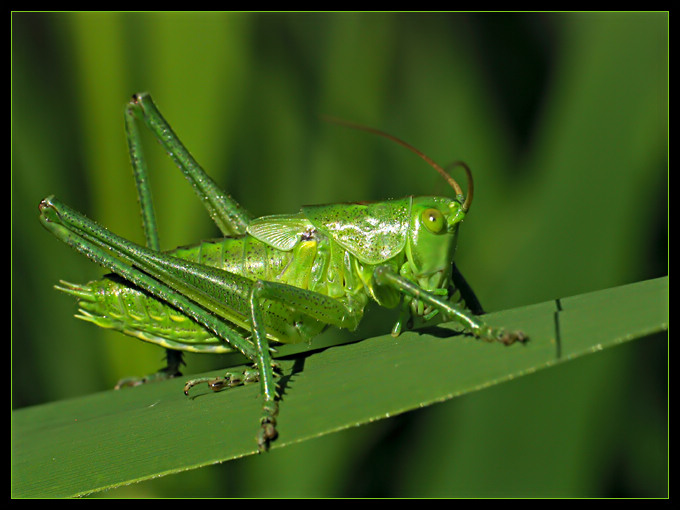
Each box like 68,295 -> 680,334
61,195 -> 465,353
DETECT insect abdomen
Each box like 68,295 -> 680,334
172,236 -> 292,283
56,235 -> 325,350
55,276 -> 234,353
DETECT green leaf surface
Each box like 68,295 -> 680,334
11,277 -> 668,498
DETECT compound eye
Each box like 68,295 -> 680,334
421,208 -> 446,234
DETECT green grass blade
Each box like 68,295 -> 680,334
11,276 -> 667,498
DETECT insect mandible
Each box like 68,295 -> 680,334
38,93 -> 527,452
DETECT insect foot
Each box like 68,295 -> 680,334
115,361 -> 184,389
497,329 -> 528,345
257,402 -> 279,453
487,327 -> 528,346
115,371 -> 178,390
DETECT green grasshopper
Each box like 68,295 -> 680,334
39,93 -> 526,452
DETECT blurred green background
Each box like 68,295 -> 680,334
12,12 -> 667,497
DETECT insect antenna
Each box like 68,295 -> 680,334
322,116 -> 474,212
444,161 -> 473,213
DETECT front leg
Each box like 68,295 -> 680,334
373,266 -> 527,345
